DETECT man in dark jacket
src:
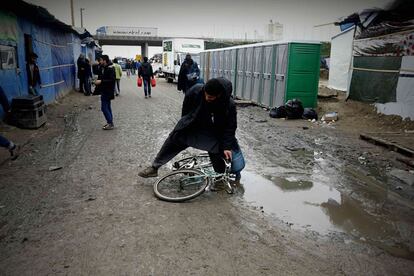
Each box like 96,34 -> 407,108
177,54 -> 200,94
92,57 -> 103,95
139,77 -> 239,178
138,56 -> 154,98
77,54 -> 87,93
94,55 -> 116,130
26,53 -> 41,96
84,58 -> 93,96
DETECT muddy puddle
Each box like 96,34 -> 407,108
236,149 -> 414,260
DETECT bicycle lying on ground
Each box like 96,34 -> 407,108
153,154 -> 235,202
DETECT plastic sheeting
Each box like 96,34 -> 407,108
375,56 -> 414,119
0,10 -> 18,46
349,56 -> 401,103
328,27 -> 355,91
0,11 -> 20,118
354,29 -> 414,56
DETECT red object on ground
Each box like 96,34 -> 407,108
151,78 -> 156,87
137,78 -> 142,87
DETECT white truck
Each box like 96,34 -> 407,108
162,38 -> 204,83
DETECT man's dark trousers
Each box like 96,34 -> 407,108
143,78 -> 151,96
101,97 -> 113,124
152,131 -> 225,173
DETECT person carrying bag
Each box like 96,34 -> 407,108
138,57 -> 154,98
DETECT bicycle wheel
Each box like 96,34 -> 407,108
154,169 -> 209,202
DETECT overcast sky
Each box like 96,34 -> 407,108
26,0 -> 392,58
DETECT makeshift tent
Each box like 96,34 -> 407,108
349,24 -> 414,119
333,0 -> 414,120
328,27 -> 355,91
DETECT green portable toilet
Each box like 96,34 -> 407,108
285,42 -> 321,108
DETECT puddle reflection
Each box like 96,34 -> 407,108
241,171 -> 342,234
239,171 -> 414,259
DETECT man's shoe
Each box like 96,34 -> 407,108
149,95 -> 151,98
103,124 -> 114,130
9,145 -> 21,160
138,166 -> 158,178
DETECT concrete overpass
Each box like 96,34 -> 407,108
94,34 -> 259,57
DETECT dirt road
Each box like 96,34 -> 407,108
0,77 -> 413,275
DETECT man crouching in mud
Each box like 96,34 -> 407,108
139,77 -> 244,179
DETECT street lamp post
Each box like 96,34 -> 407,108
80,8 -> 85,28
70,0 -> 75,26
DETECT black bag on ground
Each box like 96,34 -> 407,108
285,99 -> 304,119
302,108 -> 318,120
269,106 -> 287,118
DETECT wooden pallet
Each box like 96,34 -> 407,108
360,132 -> 414,157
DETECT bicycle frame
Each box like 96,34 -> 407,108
198,159 -> 233,193
154,156 -> 235,202
173,154 -> 211,171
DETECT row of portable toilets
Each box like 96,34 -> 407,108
199,41 -> 321,108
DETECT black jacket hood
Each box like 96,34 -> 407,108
210,77 -> 233,104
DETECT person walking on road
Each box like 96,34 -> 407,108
132,60 -> 137,75
138,57 -> 154,99
139,77 -> 243,178
0,135 -> 20,160
177,54 -> 200,94
125,60 -> 131,77
113,58 -> 123,96
136,59 -> 142,71
94,55 -> 116,130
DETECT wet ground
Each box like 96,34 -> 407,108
0,77 -> 413,275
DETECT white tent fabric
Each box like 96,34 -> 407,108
328,27 -> 355,91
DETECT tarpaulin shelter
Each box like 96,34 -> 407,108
330,0 -> 414,120
0,0 -> 99,119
